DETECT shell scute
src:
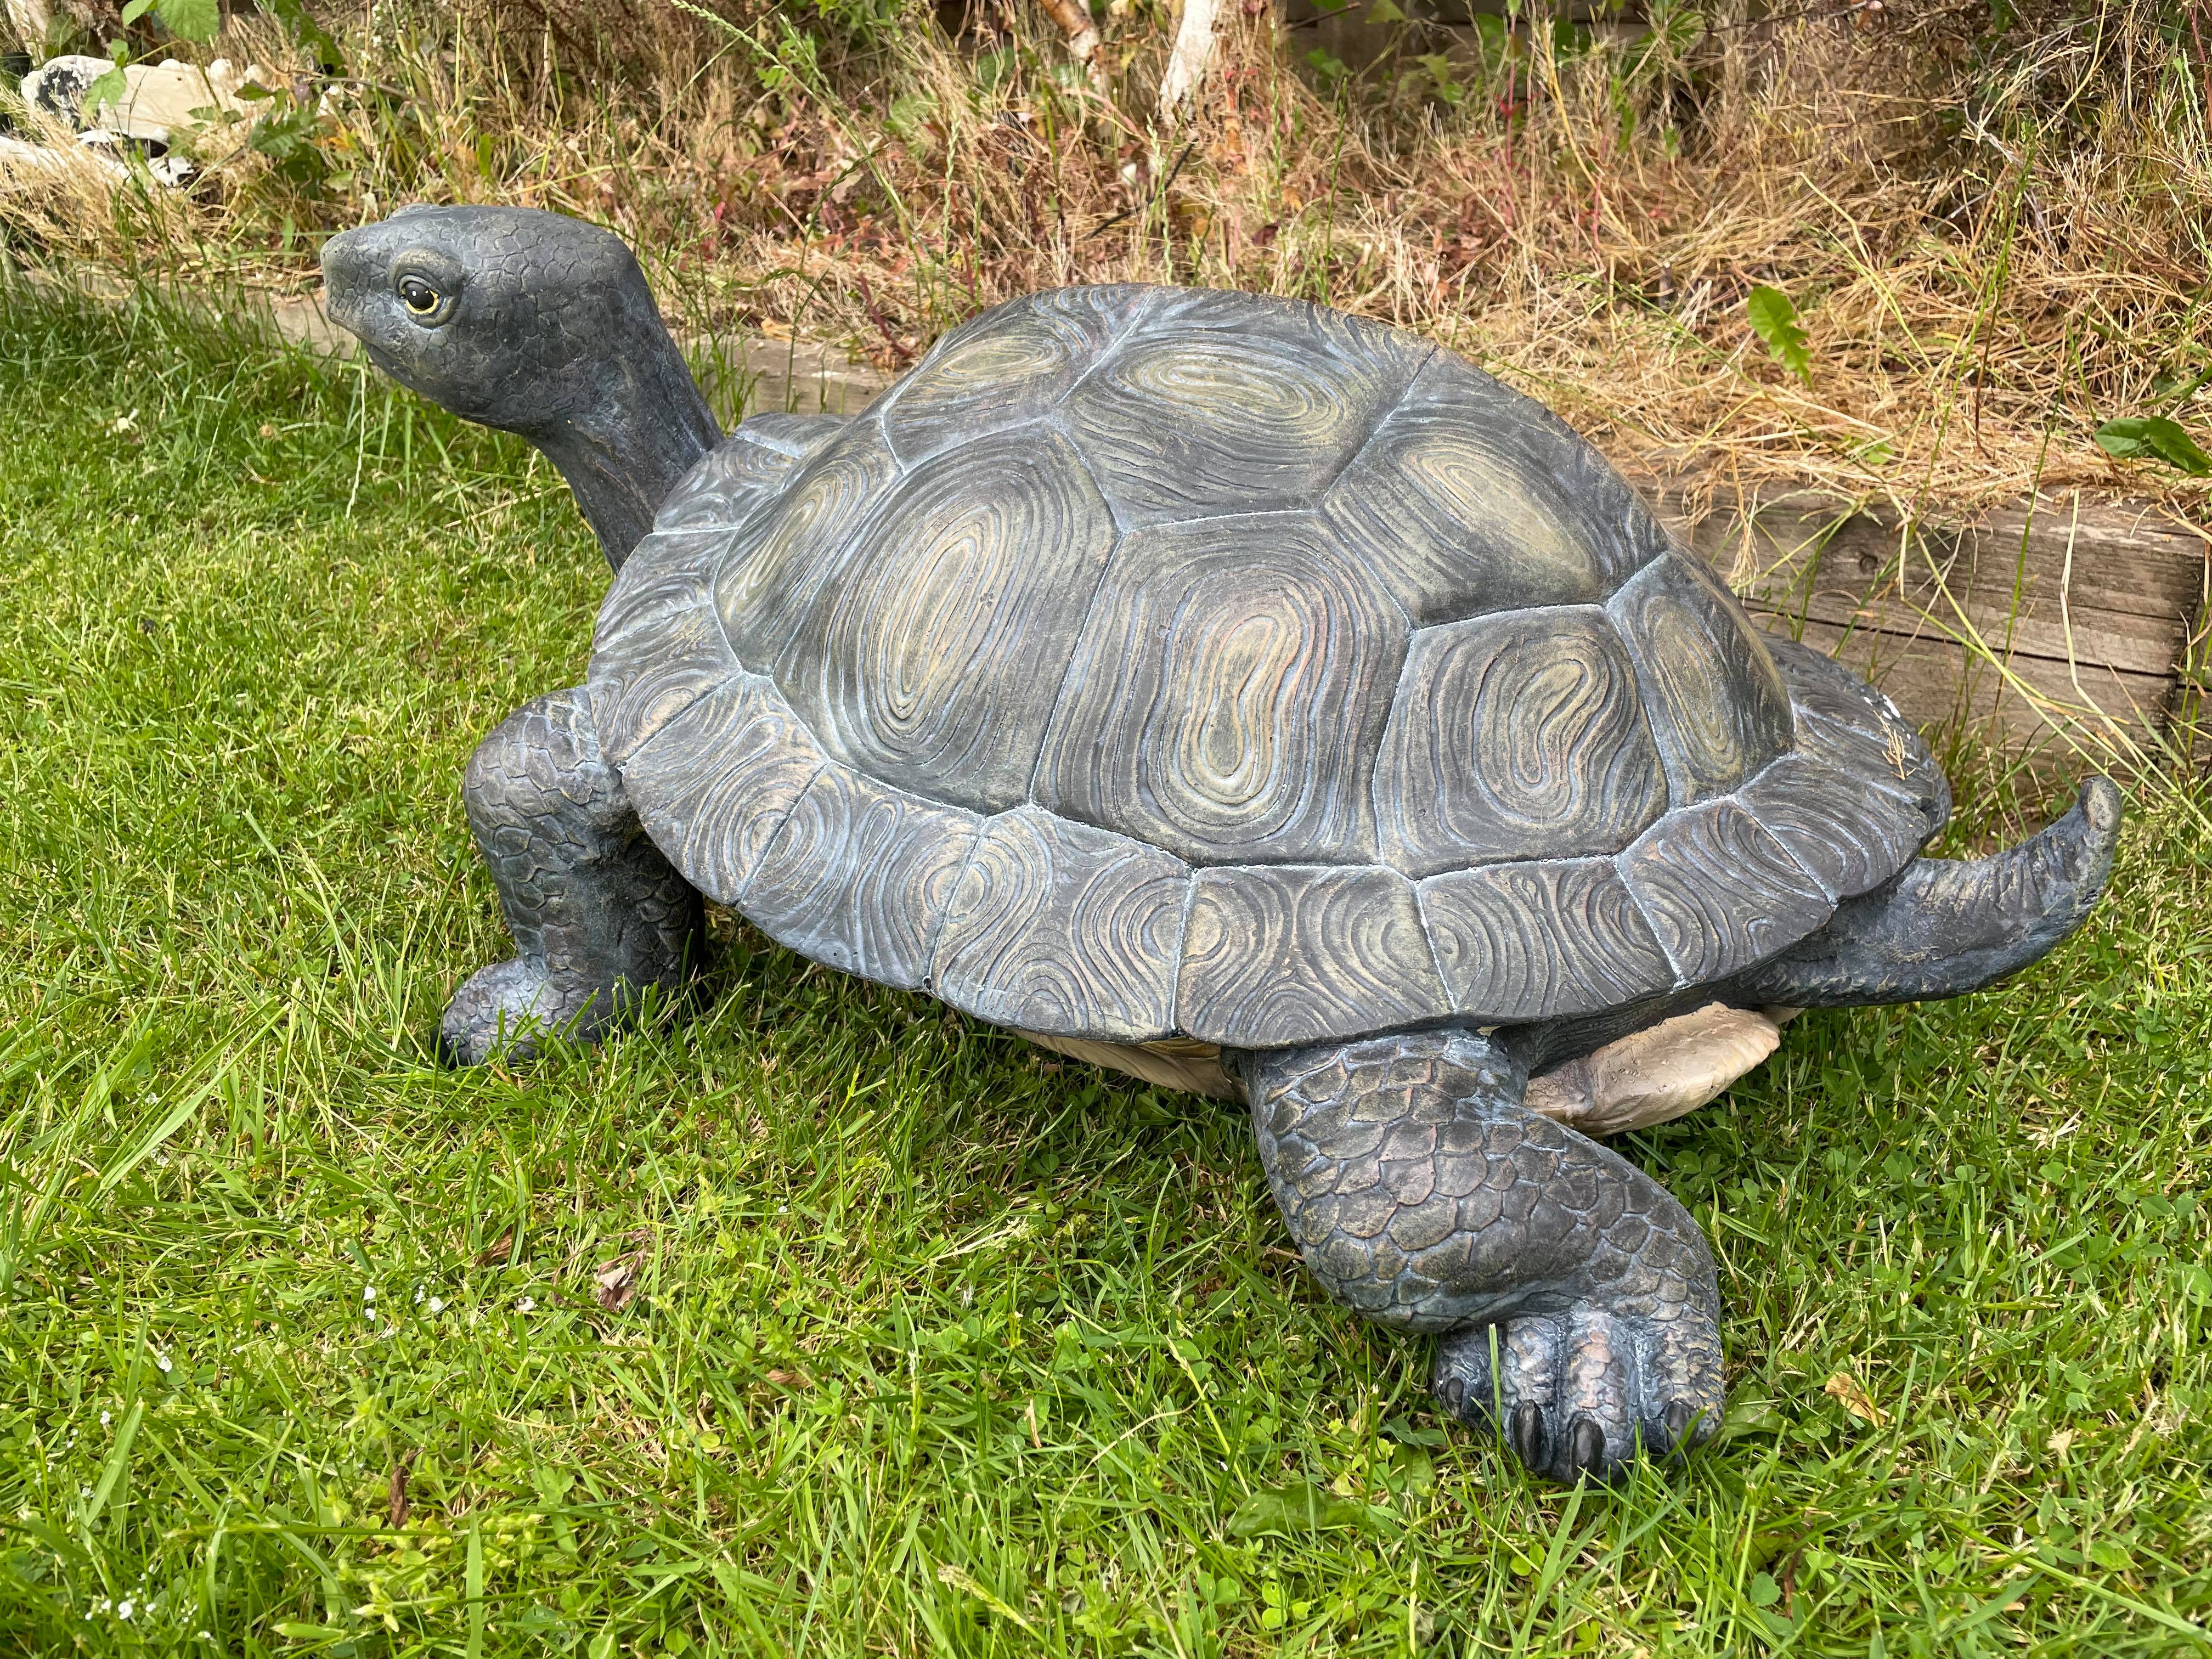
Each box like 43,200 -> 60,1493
1616,796 -> 1830,984
1059,291 -> 1426,526
879,289 -> 1155,465
714,421 -> 904,673
1322,354 -> 1662,624
740,759 -> 980,989
1610,551 -> 1795,805
1374,606 -> 1667,876
1177,865 -> 1448,1047
778,430 -> 1116,814
1034,512 -> 1404,865
618,674 -> 828,905
1736,752 -> 1922,900
652,421 -> 831,537
1417,856 -> 1673,1019
591,527 -> 739,768
1765,637 -> 1950,830
932,805 -> 1189,1040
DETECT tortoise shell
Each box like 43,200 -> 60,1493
586,286 -> 1948,1051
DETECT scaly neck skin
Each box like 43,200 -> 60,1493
522,326 -> 722,574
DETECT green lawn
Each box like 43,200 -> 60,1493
1,285 -> 2208,1658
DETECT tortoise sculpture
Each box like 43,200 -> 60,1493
322,206 -> 2120,1482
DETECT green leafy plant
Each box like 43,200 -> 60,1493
1412,53 -> 1467,105
1305,48 -> 1352,91
1746,284 -> 1814,387
126,0 -> 219,40
84,0 -> 222,116
2092,415 -> 2212,477
262,0 -> 348,74
242,93 -> 330,187
1226,1482 -> 1374,1538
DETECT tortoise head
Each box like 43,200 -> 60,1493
320,205 -> 720,571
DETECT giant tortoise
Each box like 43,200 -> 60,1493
321,206 -> 2119,1482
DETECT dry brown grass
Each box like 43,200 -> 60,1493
3,0 -> 2208,523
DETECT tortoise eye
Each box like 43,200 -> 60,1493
397,274 -> 443,317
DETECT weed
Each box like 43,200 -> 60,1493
3,1 -> 2209,524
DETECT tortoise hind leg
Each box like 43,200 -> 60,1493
1240,1029 -> 1724,1482
442,687 -> 704,1065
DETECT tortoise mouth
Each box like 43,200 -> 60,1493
318,227 -> 374,340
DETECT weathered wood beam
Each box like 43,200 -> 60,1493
1653,487 -> 2207,765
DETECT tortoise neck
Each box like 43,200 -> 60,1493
527,326 -> 721,574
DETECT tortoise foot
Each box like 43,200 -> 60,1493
439,957 -> 565,1065
1244,1028 -> 1727,1487
1431,1299 -> 1722,1483
437,686 -> 706,1069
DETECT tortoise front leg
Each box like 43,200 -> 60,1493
1240,1029 -> 1724,1482
441,687 -> 704,1065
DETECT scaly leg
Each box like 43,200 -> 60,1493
1240,1028 -> 1724,1482
441,687 -> 703,1064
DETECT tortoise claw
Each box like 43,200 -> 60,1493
1434,1300 -> 1723,1483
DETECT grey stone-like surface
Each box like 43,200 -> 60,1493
1374,606 -> 1667,874
322,207 -> 720,571
442,687 -> 702,1065
1609,550 -> 1796,805
1032,512 -> 1403,867
1418,856 -> 1674,1020
1239,1028 -> 1723,1482
933,806 -> 1190,1041
1177,865 -> 1447,1047
323,206 -> 2124,1488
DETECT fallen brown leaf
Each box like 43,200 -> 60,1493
594,1252 -> 642,1313
1824,1373 -> 1888,1427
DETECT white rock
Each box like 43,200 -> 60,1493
20,52 -> 267,146
4,1 -> 53,55
0,130 -> 122,177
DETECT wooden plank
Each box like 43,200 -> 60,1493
1649,486 -> 2207,759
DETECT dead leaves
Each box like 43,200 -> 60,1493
1824,1372 -> 1888,1428
594,1238 -> 648,1313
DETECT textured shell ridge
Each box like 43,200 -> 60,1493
713,405 -> 907,676
777,425 -> 1116,814
1370,601 -> 1670,878
1030,510 -> 1405,867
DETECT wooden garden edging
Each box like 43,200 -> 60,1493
1654,488 -> 2208,768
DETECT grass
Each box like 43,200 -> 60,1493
2,287 -> 2210,1657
